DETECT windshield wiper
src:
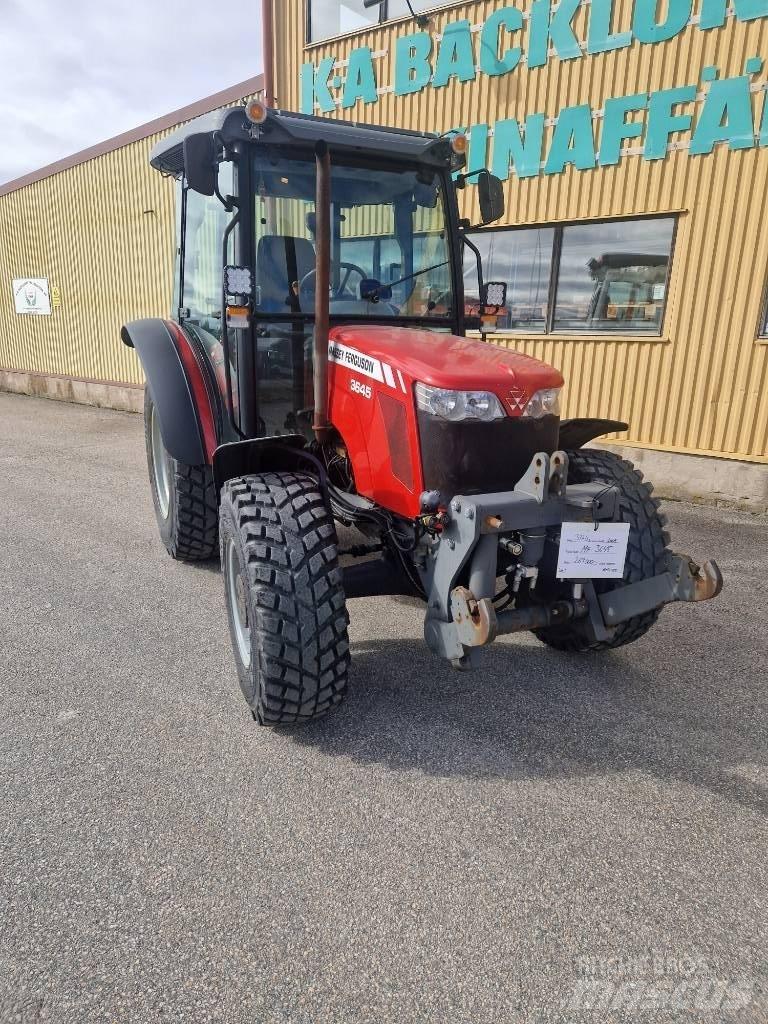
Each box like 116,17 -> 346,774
368,260 -> 451,300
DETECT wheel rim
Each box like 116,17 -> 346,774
226,537 -> 251,668
150,404 -> 171,520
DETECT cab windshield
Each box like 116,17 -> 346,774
252,150 -> 455,322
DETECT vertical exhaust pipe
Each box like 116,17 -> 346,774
313,141 -> 331,443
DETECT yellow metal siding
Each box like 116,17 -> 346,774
273,0 -> 768,462
0,136 -> 174,386
0,91 -> 262,389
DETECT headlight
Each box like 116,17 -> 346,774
415,382 -> 506,422
522,387 -> 561,418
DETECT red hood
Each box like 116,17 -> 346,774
328,326 -> 563,395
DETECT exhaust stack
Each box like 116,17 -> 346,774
313,141 -> 331,443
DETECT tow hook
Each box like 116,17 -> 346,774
598,553 -> 724,626
450,587 -> 589,648
669,554 -> 724,602
450,587 -> 497,646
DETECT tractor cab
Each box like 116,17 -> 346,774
151,100 -> 505,449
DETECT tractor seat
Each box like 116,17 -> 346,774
256,235 -> 316,313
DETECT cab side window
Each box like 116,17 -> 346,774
181,164 -> 234,337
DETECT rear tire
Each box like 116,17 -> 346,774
143,388 -> 218,561
219,472 -> 350,725
536,449 -> 671,652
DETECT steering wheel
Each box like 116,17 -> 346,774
299,262 -> 369,302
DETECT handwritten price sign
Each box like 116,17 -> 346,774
556,522 -> 631,580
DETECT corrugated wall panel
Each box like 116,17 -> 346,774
0,136 -> 174,385
276,0 -> 768,461
0,90 -> 262,388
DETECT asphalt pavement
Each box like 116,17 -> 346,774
0,390 -> 766,1023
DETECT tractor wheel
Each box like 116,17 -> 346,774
143,388 -> 218,561
536,449 -> 671,653
219,472 -> 350,725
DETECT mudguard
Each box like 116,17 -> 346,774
121,318 -> 205,466
558,417 -> 629,449
213,437 -> 326,494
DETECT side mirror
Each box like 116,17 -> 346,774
183,134 -> 217,197
477,170 -> 505,225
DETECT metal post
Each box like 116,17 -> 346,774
260,0 -> 276,107
313,142 -> 331,442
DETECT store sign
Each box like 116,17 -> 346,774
12,278 -> 52,316
300,0 -> 768,180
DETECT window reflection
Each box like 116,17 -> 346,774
309,1 -> 449,42
308,0 -> 380,42
554,219 -> 674,333
464,227 -> 554,333
465,217 -> 675,336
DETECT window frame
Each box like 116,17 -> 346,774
305,0 -> 461,45
249,147 -> 464,332
467,213 -> 678,338
757,272 -> 768,339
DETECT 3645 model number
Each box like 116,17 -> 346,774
349,378 -> 372,399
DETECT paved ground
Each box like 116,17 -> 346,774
0,390 -> 766,1024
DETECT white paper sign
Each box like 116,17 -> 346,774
556,522 -> 631,579
13,278 -> 52,316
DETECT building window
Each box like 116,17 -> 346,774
465,216 -> 676,335
760,289 -> 768,337
307,1 -> 447,43
464,227 -> 555,333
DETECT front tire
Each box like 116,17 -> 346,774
219,472 -> 350,725
536,449 -> 671,652
143,388 -> 218,561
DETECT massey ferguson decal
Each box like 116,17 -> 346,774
328,340 -> 385,383
328,341 -> 408,394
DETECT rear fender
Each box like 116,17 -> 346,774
558,417 -> 628,449
121,318 -> 216,465
213,437 -> 328,498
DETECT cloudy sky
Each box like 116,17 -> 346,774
0,0 -> 264,184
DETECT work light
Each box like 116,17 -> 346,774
483,281 -> 507,308
224,265 -> 253,297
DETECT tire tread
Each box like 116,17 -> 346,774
536,449 -> 670,652
172,463 -> 218,561
221,472 -> 350,725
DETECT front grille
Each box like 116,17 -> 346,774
417,413 -> 560,497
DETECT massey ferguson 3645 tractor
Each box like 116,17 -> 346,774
122,101 -> 723,725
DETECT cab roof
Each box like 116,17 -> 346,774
150,106 -> 464,178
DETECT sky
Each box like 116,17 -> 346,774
0,0 -> 264,184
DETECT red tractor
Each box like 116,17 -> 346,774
122,101 -> 722,725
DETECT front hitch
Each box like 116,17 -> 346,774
420,450 -> 725,666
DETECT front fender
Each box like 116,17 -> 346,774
213,437 -> 327,495
558,417 -> 629,449
121,318 -> 205,465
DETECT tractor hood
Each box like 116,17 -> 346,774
328,326 -> 563,410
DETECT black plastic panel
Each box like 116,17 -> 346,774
558,417 -> 629,449
121,319 -> 204,466
417,413 -> 560,497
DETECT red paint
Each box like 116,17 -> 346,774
327,325 -> 563,519
330,326 -> 563,415
166,320 -> 217,463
